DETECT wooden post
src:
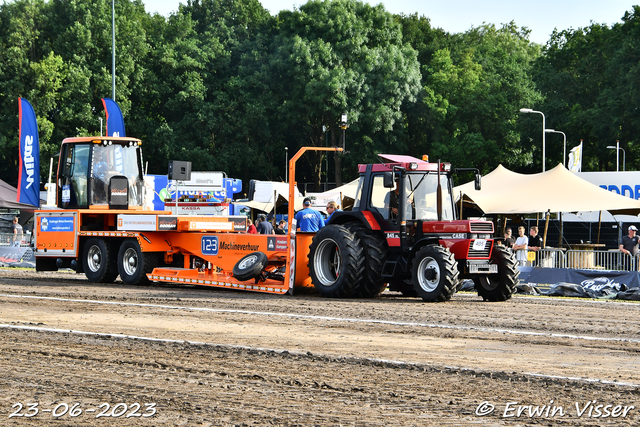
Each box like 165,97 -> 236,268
558,212 -> 563,247
597,210 -> 603,244
543,209 -> 551,248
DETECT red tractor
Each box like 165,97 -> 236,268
308,154 -> 519,302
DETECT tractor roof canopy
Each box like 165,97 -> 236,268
358,154 -> 451,173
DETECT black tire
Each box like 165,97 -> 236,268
82,238 -> 118,283
473,245 -> 519,301
233,252 -> 268,282
117,239 -> 158,286
344,223 -> 388,298
308,224 -> 364,298
389,278 -> 418,297
412,245 -> 459,302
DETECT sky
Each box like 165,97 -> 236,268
142,0 -> 636,45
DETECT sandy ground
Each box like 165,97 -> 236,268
1,269 -> 640,426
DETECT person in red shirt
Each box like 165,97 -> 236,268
246,217 -> 257,234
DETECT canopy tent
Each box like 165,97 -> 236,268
240,193 -> 302,214
239,179 -> 360,215
310,179 -> 360,211
454,164 -> 640,215
0,178 -> 42,211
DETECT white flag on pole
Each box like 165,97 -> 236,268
567,142 -> 582,172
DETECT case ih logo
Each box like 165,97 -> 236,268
158,216 -> 178,231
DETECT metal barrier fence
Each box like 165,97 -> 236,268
0,232 -> 31,247
523,248 -> 640,271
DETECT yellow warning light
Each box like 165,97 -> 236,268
422,155 -> 429,162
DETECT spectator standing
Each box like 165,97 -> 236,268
11,217 -> 23,247
295,197 -> 325,232
502,228 -> 515,248
528,226 -> 543,251
275,220 -> 287,235
326,201 -> 342,222
620,225 -> 639,270
527,226 -> 544,267
256,214 -> 274,234
619,225 -> 639,256
246,217 -> 257,234
512,226 -> 528,266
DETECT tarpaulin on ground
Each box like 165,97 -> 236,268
542,281 -> 625,298
518,266 -> 640,289
0,247 -> 35,268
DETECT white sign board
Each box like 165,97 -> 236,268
577,171 -> 640,200
117,214 -> 158,231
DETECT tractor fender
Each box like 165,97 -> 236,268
406,237 -> 443,270
328,211 -> 381,231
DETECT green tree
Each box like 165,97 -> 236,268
270,0 -> 421,187
534,6 -> 640,171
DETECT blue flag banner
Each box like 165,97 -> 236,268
17,98 -> 40,207
101,98 -> 126,137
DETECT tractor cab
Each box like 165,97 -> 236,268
57,137 -> 144,209
348,154 -> 457,246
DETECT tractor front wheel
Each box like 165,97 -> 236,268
308,225 -> 364,298
412,245 -> 459,302
473,245 -> 519,301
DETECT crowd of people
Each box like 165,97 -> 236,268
502,225 -> 543,266
244,197 -> 341,234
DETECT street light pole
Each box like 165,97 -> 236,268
285,147 -> 289,182
519,108 -> 546,172
545,129 -> 567,168
607,141 -> 626,172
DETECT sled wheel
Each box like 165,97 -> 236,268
233,252 -> 268,282
473,245 -> 520,301
308,224 -> 364,298
83,238 -> 118,283
412,245 -> 459,302
117,239 -> 158,286
344,223 -> 388,298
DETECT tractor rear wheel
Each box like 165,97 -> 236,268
308,225 -> 364,298
412,245 -> 459,302
82,238 -> 118,283
473,245 -> 519,301
344,223 -> 388,298
117,239 -> 158,286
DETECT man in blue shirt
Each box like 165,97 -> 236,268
295,197 -> 325,232
256,214 -> 274,234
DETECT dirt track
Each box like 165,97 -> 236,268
1,269 -> 640,426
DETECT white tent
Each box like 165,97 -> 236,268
454,164 -> 640,215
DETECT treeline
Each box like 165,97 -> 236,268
1,0 -> 638,191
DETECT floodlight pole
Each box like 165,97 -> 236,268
545,129 -> 567,168
520,108 -> 546,172
607,141 -> 626,172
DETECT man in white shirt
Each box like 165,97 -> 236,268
512,226 -> 529,266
